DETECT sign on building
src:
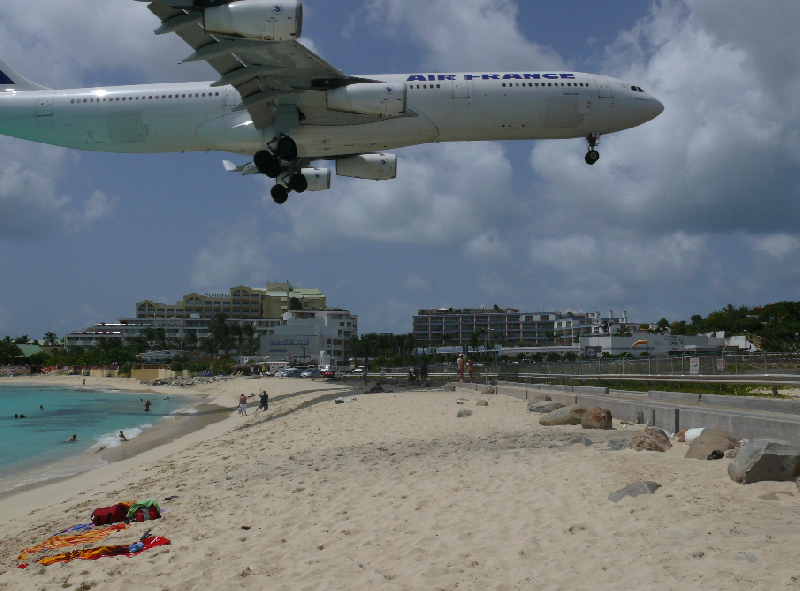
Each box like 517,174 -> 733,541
689,357 -> 700,375
584,346 -> 602,358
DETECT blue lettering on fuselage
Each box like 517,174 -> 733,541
406,73 -> 579,82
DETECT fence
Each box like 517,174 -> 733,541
414,352 -> 800,382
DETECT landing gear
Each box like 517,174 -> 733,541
271,184 -> 289,204
254,150 -> 281,178
274,136 -> 298,161
585,132 -> 601,166
287,173 -> 308,194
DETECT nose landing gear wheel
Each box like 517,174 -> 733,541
585,150 -> 600,165
274,136 -> 298,161
271,184 -> 289,204
254,150 -> 281,178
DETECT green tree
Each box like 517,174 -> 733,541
43,332 -> 59,346
656,318 -> 670,332
14,335 -> 30,345
185,332 -> 199,351
289,297 -> 303,310
0,337 -> 23,364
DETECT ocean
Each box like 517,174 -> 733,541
0,384 -> 196,494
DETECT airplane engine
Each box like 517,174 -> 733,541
327,84 -> 407,118
204,0 -> 303,41
301,167 -> 331,191
336,154 -> 397,181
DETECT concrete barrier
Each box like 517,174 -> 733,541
680,407 -> 800,442
700,394 -> 800,416
648,390 -> 701,404
576,394 -> 681,433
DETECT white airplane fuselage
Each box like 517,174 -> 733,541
0,72 -> 663,159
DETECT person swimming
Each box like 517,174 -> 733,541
144,401 -> 152,411
64,434 -> 77,442
40,405 -> 44,410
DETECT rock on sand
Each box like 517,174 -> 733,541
581,407 -> 612,430
482,387 -> 495,395
527,400 -> 564,414
629,427 -> 672,452
608,481 -> 662,503
539,405 -> 587,426
685,429 -> 739,460
728,439 -> 800,484
476,400 -> 488,407
457,409 -> 473,418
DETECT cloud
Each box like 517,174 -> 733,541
749,234 -> 800,260
279,142 -> 527,246
191,224 -> 272,289
464,232 -> 510,260
402,276 -> 429,291
362,0 -> 566,72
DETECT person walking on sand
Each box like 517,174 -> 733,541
259,391 -> 269,410
468,357 -> 474,383
420,361 -> 428,384
457,353 -> 465,383
238,393 -> 248,416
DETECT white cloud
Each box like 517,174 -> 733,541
279,142 -> 527,246
362,0 -> 565,72
191,225 -> 271,289
749,234 -> 800,260
464,232 -> 510,260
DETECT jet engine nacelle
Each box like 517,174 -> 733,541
327,84 -> 407,118
336,154 -> 397,181
204,0 -> 303,41
301,167 -> 331,191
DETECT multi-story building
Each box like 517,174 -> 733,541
65,281 -> 335,352
413,307 -> 641,347
553,310 -> 638,345
413,308 -> 558,346
135,281 -> 326,320
259,310 -> 358,368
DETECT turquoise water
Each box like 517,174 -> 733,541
0,384 -> 195,493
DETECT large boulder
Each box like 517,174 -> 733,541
728,439 -> 800,484
581,407 -> 612,430
608,481 -> 662,503
629,427 -> 672,452
685,429 -> 739,460
527,400 -> 565,414
539,404 -> 587,426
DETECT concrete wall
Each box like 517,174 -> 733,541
89,369 -> 119,378
473,380 -> 800,442
131,369 -> 195,381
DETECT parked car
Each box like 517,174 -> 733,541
279,367 -> 301,377
321,370 -> 335,378
301,368 -> 322,378
263,370 -> 275,377
351,366 -> 364,374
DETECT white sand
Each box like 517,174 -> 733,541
1,377 -> 800,590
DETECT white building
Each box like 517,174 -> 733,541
578,332 -> 756,357
259,310 -> 358,369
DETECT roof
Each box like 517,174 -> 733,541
16,344 -> 44,357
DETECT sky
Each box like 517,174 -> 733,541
1,0 -> 799,340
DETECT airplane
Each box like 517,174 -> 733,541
0,0 -> 664,204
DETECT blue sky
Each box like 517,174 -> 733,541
1,0 -> 799,340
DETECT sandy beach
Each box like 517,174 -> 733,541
1,376 -> 800,590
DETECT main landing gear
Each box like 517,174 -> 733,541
254,135 -> 307,205
585,132 -> 601,165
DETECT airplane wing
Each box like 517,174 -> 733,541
141,0 -> 371,130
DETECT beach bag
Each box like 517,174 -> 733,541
91,503 -> 129,526
126,500 -> 161,522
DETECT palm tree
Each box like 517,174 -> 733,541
44,332 -> 59,346
207,314 -> 232,356
242,324 -> 256,355
230,323 -> 244,354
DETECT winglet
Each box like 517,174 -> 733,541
222,160 -> 260,175
222,160 -> 238,172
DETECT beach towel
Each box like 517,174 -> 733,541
51,523 -> 94,537
18,523 -> 128,560
126,500 -> 161,522
37,536 -> 170,565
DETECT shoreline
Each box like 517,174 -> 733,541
0,375 -> 222,499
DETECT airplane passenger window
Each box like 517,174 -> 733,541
215,92 -> 219,96
202,93 -> 205,97
70,99 -> 75,103
502,83 -> 506,87
436,84 -> 441,88
83,99 -> 87,103
182,94 -> 186,98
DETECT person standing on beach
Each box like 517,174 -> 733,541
144,401 -> 152,412
238,393 -> 248,416
457,354 -> 465,383
468,357 -> 474,383
420,361 -> 428,384
259,391 -> 269,410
